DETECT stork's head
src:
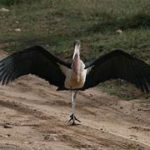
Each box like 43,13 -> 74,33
72,40 -> 81,75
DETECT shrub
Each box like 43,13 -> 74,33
0,0 -> 18,6
0,0 -> 40,6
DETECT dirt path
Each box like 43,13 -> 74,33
0,51 -> 150,150
0,75 -> 149,150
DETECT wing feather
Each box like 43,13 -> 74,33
83,50 -> 150,92
0,46 -> 71,89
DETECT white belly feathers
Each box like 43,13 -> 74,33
64,69 -> 87,89
59,60 -> 87,89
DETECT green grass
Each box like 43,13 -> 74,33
0,0 -> 150,99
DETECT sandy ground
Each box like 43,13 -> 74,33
0,51 -> 150,150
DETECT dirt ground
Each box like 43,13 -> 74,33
0,52 -> 150,150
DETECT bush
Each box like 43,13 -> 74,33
0,0 -> 18,6
0,0 -> 40,6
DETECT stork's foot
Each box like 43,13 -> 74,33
68,114 -> 81,125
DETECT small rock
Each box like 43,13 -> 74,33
7,134 -> 11,137
14,28 -> 21,32
15,21 -> 19,24
120,106 -> 123,109
43,134 -> 58,141
0,8 -> 10,12
116,29 -> 123,34
3,123 -> 12,129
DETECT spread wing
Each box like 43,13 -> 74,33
0,46 -> 71,89
83,50 -> 150,92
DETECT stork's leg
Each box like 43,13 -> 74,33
69,91 -> 80,125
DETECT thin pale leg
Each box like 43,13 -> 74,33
69,90 -> 80,125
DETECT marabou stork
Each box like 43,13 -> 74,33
0,40 -> 150,125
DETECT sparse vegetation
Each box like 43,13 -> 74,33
0,0 -> 150,99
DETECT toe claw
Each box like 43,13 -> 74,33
74,116 -> 81,122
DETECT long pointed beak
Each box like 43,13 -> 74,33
73,40 -> 80,59
72,40 -> 81,75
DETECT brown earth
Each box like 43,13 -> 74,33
0,51 -> 150,150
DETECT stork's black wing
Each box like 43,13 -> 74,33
83,50 -> 150,92
0,46 -> 71,89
